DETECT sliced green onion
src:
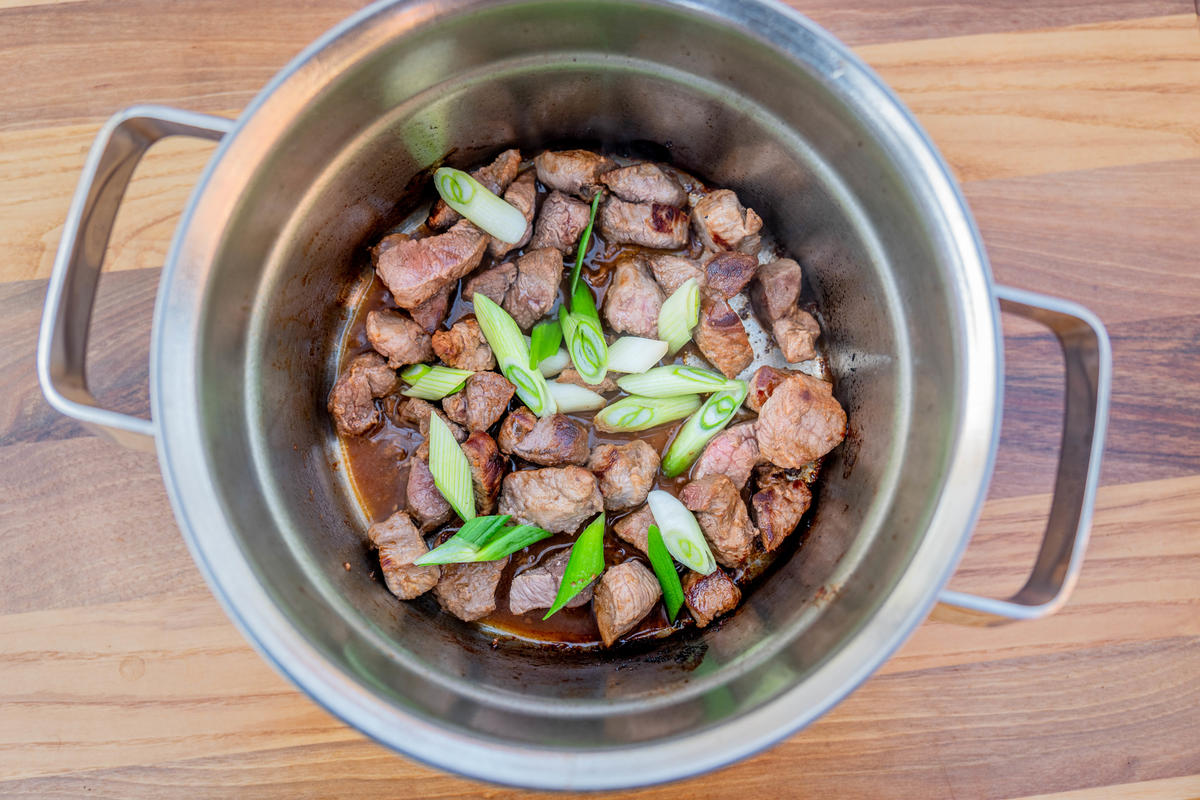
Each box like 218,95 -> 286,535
427,413 -> 475,521
474,293 -> 556,417
537,347 -> 570,377
661,381 -> 748,477
571,280 -> 601,323
543,512 -> 606,620
658,278 -> 701,355
559,305 -> 609,386
433,167 -> 527,243
647,490 -> 717,575
605,336 -> 669,374
529,320 -> 563,370
400,366 -> 473,400
569,191 -> 603,296
476,523 -> 554,560
546,381 -> 607,412
415,515 -> 555,565
647,524 -> 685,622
400,364 -> 432,384
593,394 -> 701,433
616,365 -> 730,398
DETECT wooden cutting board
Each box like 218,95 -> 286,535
2,1 -> 1198,797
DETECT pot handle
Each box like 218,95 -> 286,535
36,105 -> 233,452
935,285 -> 1112,625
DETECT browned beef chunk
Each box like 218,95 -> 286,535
460,430 -> 506,515
434,556 -> 510,622
428,148 -> 521,229
751,466 -> 813,551
774,308 -> 821,363
587,440 -> 660,511
599,197 -> 689,250
431,316 -> 495,371
755,373 -> 847,468
504,247 -> 562,330
508,550 -> 592,615
746,365 -> 805,412
376,219 -> 487,309
602,257 -> 664,339
328,352 -> 397,436
368,511 -> 440,599
394,397 -> 467,442
613,505 -> 653,554
682,569 -> 741,628
365,309 -> 434,368
555,367 -> 619,395
489,170 -> 537,258
593,560 -> 661,647
694,293 -> 753,379
529,191 -> 590,254
370,231 -> 410,264
409,283 -> 452,334
680,474 -> 757,568
600,163 -> 687,207
647,253 -> 703,295
692,189 -> 762,253
752,257 -> 803,322
498,407 -> 589,466
703,251 -> 758,299
462,261 -> 517,306
441,371 -> 515,431
534,149 -> 616,200
692,422 -> 761,489
406,457 -> 453,531
498,466 -> 603,533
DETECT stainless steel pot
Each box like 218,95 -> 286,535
37,0 -> 1111,789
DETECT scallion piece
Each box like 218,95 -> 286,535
400,363 -> 432,384
593,394 -> 701,433
546,380 -> 607,413
559,304 -> 609,386
433,167 -> 528,244
543,512 -> 606,620
616,365 -> 730,398
568,191 -> 603,296
661,381 -> 748,477
414,515 -> 555,565
647,490 -> 717,575
647,524 -> 685,622
529,320 -> 563,370
400,365 -> 474,400
658,278 -> 701,355
537,347 -> 570,377
474,293 -> 556,417
605,336 -> 669,374
427,413 -> 475,521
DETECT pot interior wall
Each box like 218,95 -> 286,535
193,1 -> 963,746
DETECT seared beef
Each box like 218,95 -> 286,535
365,309 -> 434,368
370,231 -> 410,264
755,373 -> 847,468
461,431 -> 506,515
600,163 -> 687,207
529,191 -> 590,254
328,352 -> 397,436
368,511 -> 440,600
498,466 -> 603,533
602,257 -> 664,339
441,371 -> 515,432
489,170 -> 537,258
694,293 -> 753,379
680,474 -> 757,568
747,365 -> 803,412
774,308 -> 820,363
613,505 -> 653,554
534,149 -> 616,200
409,283 -> 453,334
508,550 -> 592,615
751,466 -> 813,551
498,407 -> 589,466
406,457 -> 453,531
647,253 -> 703,295
593,560 -> 661,647
691,189 -> 763,253
434,556 -> 510,622
376,219 -> 487,309
588,440 -> 660,511
752,258 -> 803,322
432,316 -> 495,371
692,422 -> 761,489
463,261 -> 517,307
682,568 -> 741,628
394,397 -> 467,442
555,367 -> 619,395
599,197 -> 689,250
429,148 -> 521,229
504,248 -> 562,330
703,251 -> 758,299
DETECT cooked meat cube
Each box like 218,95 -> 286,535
394,397 -> 467,442
441,371 -> 515,431
508,550 -> 592,615
434,556 -> 510,622
504,248 -> 562,330
409,283 -> 452,334
462,260 -> 517,307
489,170 -> 536,258
593,560 -> 661,647
613,505 -> 653,554
534,149 -> 616,200
368,511 -> 440,600
680,474 -> 757,568
647,253 -> 704,295
406,457 -> 453,531
588,440 -> 660,511
370,231 -> 410,265
751,466 -> 813,551
694,293 -> 753,379
460,431 -> 506,515
376,219 -> 487,309
751,257 -> 803,322
328,352 -> 397,436
365,309 -> 434,368
746,365 -> 801,412
755,373 -> 847,468
682,569 -> 741,628
555,367 -> 619,395
774,308 -> 821,363
528,191 -> 590,254
600,163 -> 687,207
498,466 -> 603,533
428,148 -> 521,229
599,197 -> 689,250
431,316 -> 495,371
702,251 -> 758,299
498,406 -> 589,466
691,189 -> 763,253
603,257 -> 664,339
692,422 -> 761,489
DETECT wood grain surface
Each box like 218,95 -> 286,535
2,2 -> 1199,798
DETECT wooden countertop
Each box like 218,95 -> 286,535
2,1 -> 1198,797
